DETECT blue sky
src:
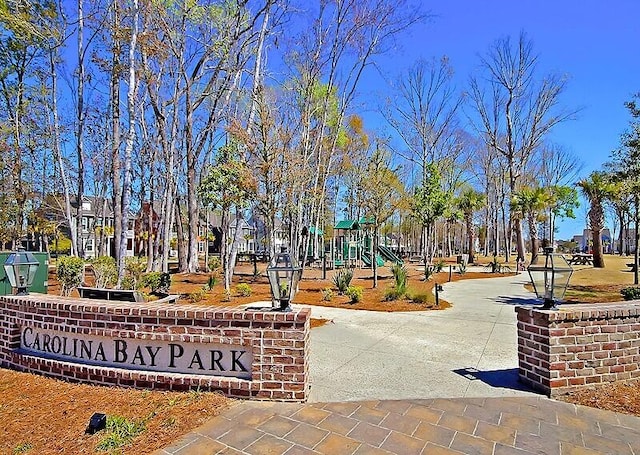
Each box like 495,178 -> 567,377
363,0 -> 639,240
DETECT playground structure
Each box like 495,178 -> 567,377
327,218 -> 403,269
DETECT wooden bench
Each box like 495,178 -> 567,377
77,287 -> 180,304
77,286 -> 145,302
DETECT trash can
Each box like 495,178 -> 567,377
0,251 -> 49,295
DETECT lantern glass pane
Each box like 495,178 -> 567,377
3,263 -> 17,287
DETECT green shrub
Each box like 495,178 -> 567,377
236,283 -> 252,297
13,442 -> 33,454
91,256 -> 117,288
203,274 -> 216,291
96,415 -> 146,452
621,286 -> 640,301
56,255 -> 85,296
424,264 -> 435,281
383,287 -> 404,301
124,256 -> 146,289
333,268 -> 354,294
408,292 -> 430,304
121,276 -> 136,290
49,234 -> 72,255
485,255 -> 510,273
457,262 -> 467,275
345,285 -> 363,304
391,264 -> 408,295
321,287 -> 333,301
141,272 -> 170,294
188,289 -> 206,302
434,259 -> 446,273
208,255 -> 221,272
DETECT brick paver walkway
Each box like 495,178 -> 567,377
157,397 -> 640,454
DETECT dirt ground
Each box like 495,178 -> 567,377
4,254 -> 639,453
0,368 -> 230,455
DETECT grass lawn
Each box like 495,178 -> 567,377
559,254 -> 637,303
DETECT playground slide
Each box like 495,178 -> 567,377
377,245 -> 403,264
362,252 -> 384,267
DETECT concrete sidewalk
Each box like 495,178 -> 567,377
158,397 -> 640,454
307,272 -> 539,402
157,272 -> 640,454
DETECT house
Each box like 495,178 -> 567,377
199,212 -> 257,255
573,228 -> 613,254
44,195 -> 135,259
250,215 -> 288,254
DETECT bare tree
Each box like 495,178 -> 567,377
285,0 -> 425,272
469,32 -> 575,262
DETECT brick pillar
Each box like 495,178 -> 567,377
516,302 -> 640,397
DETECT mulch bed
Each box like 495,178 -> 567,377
0,368 -> 231,454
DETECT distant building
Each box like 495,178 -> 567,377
572,228 -> 613,254
613,227 -> 638,255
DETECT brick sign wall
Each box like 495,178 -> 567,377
516,302 -> 640,397
0,294 -> 310,401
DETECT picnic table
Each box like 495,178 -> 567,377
567,253 -> 593,265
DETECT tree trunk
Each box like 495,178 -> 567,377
592,229 -> 605,268
111,0 -> 122,266
49,45 -> 77,256
117,0 -> 139,286
372,225 -> 379,288
514,218 -> 526,262
466,216 -> 475,264
227,211 -> 245,291
220,207 -> 230,291
175,199 -> 188,272
528,214 -> 540,265
634,196 -> 639,285
618,210 -> 625,256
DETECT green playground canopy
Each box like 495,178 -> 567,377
334,219 -> 359,230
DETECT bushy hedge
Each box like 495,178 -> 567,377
621,287 -> 640,301
57,256 -> 84,296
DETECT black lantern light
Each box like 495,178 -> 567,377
266,251 -> 302,312
3,247 -> 40,295
527,247 -> 573,310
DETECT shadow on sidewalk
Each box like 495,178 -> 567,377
492,295 -> 541,306
453,367 -> 541,394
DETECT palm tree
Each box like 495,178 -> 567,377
456,188 -> 486,265
511,187 -> 548,264
577,172 -> 616,268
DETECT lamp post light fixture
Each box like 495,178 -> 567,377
266,251 -> 302,312
3,247 -> 40,295
527,246 -> 573,310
